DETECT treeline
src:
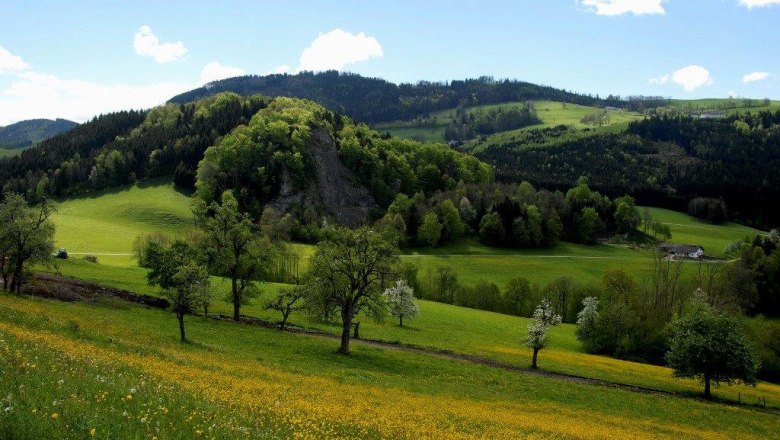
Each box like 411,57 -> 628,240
169,71 -> 666,123
377,178 -> 640,248
0,93 -> 267,200
472,111 -> 780,229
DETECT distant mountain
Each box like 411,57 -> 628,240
0,118 -> 78,149
169,71 -> 667,123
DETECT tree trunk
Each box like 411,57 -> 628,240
203,303 -> 209,318
178,313 -> 187,343
339,320 -> 352,354
231,271 -> 240,321
353,322 -> 360,339
531,347 -> 539,369
703,374 -> 711,399
399,315 -> 403,327
280,312 -> 289,331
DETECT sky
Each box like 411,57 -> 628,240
1,0 -> 779,125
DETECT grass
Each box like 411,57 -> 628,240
49,257 -> 780,410
43,181 -> 780,411
670,99 -> 780,115
375,100 -> 644,142
641,206 -> 763,257
1,294 -> 778,439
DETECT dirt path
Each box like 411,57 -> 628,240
28,272 -> 777,412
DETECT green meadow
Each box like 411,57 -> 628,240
374,100 -> 643,142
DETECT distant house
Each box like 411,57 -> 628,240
659,243 -> 704,260
691,111 -> 727,119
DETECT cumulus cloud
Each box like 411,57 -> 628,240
297,29 -> 383,72
742,71 -> 772,83
580,0 -> 665,15
739,0 -> 780,8
200,62 -> 245,84
650,65 -> 714,92
133,25 -> 187,63
0,70 -> 192,125
0,46 -> 31,73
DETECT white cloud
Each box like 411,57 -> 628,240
649,74 -> 670,85
200,62 -> 245,84
650,65 -> 714,92
266,65 -> 292,75
739,0 -> 780,8
0,46 -> 31,73
133,25 -> 187,63
0,70 -> 192,124
728,90 -> 739,98
298,29 -> 383,72
742,71 -> 772,83
580,0 -> 665,16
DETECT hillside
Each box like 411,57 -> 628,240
376,100 -> 643,142
0,94 -> 490,229
168,71 -> 666,123
0,118 -> 77,149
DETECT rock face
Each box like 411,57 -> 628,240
270,128 -> 376,227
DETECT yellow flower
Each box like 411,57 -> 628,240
51,412 -> 59,420
89,428 -> 96,436
126,394 -> 133,400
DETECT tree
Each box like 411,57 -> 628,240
0,193 -> 56,293
666,305 -> 760,399
575,297 -> 599,344
524,299 -> 562,369
614,196 -> 639,234
193,191 -> 270,321
384,280 -> 419,326
169,263 -> 210,343
306,227 -> 399,354
417,212 -> 442,247
504,277 -> 531,316
439,200 -> 464,243
478,212 -> 506,246
265,284 -> 306,330
143,240 -> 210,343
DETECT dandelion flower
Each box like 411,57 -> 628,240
89,428 -> 96,436
51,412 -> 59,420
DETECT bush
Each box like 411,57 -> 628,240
82,255 -> 99,264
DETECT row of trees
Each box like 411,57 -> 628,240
380,178 -> 641,249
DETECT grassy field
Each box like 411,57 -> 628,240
670,98 -> 780,115
1,294 -> 778,439
11,180 -> 778,438
642,206 -> 763,257
375,100 -> 643,142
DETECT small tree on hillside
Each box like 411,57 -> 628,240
0,193 -> 57,293
193,191 -> 272,321
384,280 -> 419,327
665,304 -> 760,399
144,241 -> 210,343
525,299 -> 562,369
305,227 -> 399,354
575,296 -> 599,346
265,284 -> 306,330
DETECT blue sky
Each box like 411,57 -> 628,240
1,0 -> 779,124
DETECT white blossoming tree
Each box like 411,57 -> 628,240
384,280 -> 419,327
575,296 -> 599,344
524,298 -> 562,369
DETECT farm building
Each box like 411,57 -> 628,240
659,243 -> 704,260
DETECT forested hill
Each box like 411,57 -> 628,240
469,111 -> 780,228
0,118 -> 78,149
168,71 -> 667,123
0,93 -> 491,228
